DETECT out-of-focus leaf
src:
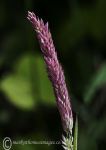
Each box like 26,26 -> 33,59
1,54 -> 55,109
35,56 -> 55,105
1,76 -> 36,109
84,64 -> 106,103
79,131 -> 97,150
57,0 -> 106,51
87,118 -> 106,140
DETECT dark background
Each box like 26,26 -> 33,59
0,0 -> 106,150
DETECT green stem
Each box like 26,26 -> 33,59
73,116 -> 78,150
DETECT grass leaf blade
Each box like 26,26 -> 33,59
73,117 -> 78,150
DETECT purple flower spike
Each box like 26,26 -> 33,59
27,11 -> 73,133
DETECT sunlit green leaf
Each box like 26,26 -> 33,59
1,75 -> 36,109
1,54 -> 55,109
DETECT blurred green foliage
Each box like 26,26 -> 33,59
84,63 -> 106,103
1,54 -> 55,109
0,0 -> 106,150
